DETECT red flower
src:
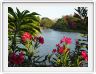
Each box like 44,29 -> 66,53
52,49 -> 57,53
60,36 -> 72,44
21,32 -> 32,42
39,36 -> 44,44
58,46 -> 64,54
9,51 -> 25,65
56,43 -> 60,47
81,51 -> 88,61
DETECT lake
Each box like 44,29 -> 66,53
38,29 -> 87,56
16,29 -> 88,66
17,29 -> 87,56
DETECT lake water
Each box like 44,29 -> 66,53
38,29 -> 87,56
17,29 -> 87,56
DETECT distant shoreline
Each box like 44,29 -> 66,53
41,28 -> 88,34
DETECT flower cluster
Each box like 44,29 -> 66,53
9,32 -> 44,66
75,39 -> 88,62
33,36 -> 44,44
21,32 -> 44,45
39,36 -> 44,44
81,51 -> 88,61
9,32 -> 88,67
51,36 -> 88,67
9,51 -> 25,65
52,36 -> 71,54
21,32 -> 32,43
60,36 -> 72,44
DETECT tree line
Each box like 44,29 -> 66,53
40,7 -> 88,34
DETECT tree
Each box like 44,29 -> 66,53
74,7 -> 88,33
40,17 -> 55,28
52,15 -> 78,31
64,15 -> 79,30
53,17 -> 67,31
8,7 -> 41,51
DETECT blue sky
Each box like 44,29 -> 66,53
12,4 -> 75,19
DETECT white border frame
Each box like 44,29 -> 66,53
2,0 -> 95,2
2,1 -> 94,73
94,0 -> 96,73
0,0 -> 2,73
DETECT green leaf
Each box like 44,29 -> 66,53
8,7 -> 17,19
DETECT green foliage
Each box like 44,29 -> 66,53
74,7 -> 88,33
52,15 -> 79,32
75,7 -> 87,18
40,7 -> 88,33
8,7 -> 88,67
70,38 -> 88,67
52,17 -> 67,31
8,7 -> 41,35
48,35 -> 88,67
40,17 -> 55,28
8,7 -> 41,51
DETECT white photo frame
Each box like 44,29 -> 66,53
2,0 -> 94,2
2,1 -> 94,73
0,1 -> 2,72
94,1 -> 95,72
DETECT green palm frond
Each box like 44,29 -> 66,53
20,19 -> 33,25
16,7 -> 21,18
8,7 -> 41,35
21,10 -> 30,18
20,24 -> 41,34
24,15 -> 40,22
8,7 -> 17,19
8,7 -> 41,51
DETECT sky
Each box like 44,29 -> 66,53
11,3 -> 75,19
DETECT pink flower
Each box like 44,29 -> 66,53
76,39 -> 79,45
56,43 -> 60,47
81,51 -> 88,62
21,32 -> 32,43
52,49 -> 57,53
58,46 -> 64,54
60,36 -> 72,44
9,51 -> 25,64
39,36 -> 44,44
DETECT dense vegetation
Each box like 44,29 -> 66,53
40,17 -> 55,28
8,7 -> 88,67
40,7 -> 88,34
8,7 -> 41,52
